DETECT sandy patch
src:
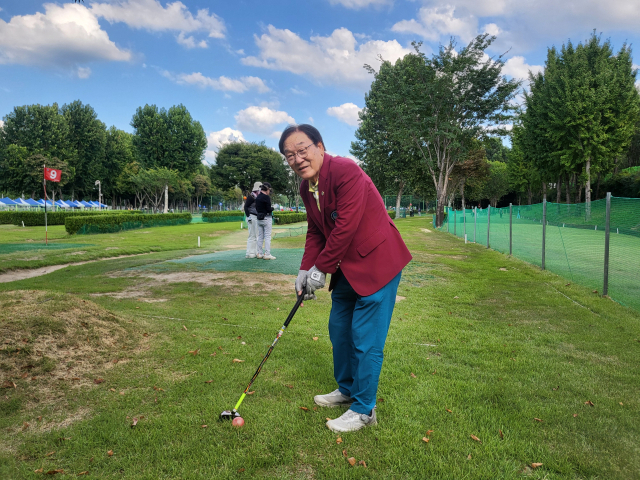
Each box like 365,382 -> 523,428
420,228 -> 432,233
395,295 -> 406,303
69,251 -> 87,255
105,247 -> 120,251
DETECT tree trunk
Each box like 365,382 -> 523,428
460,181 -> 466,210
556,175 -> 562,203
572,173 -> 577,203
395,182 -> 404,217
595,173 -> 601,201
527,185 -> 533,205
565,173 -> 571,204
585,158 -> 591,218
577,181 -> 582,203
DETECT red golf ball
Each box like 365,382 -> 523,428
232,417 -> 245,427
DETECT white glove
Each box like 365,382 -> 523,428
303,266 -> 326,300
295,270 -> 308,298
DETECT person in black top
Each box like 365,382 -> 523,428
244,181 -> 261,258
255,183 -> 275,260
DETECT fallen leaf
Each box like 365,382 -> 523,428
241,342 -> 246,345
183,325 -> 188,331
422,437 -> 429,443
107,450 -> 113,457
45,469 -> 64,475
347,457 -> 356,467
205,380 -> 213,384
358,460 -> 367,467
454,296 -> 459,299
573,413 -> 578,417
45,451 -> 55,457
467,454 -> 472,460
336,437 -> 342,444
232,359 -> 244,363
72,377 -> 80,381
312,337 -> 319,341
377,397 -> 385,402
499,429 -> 504,439
131,418 -> 138,427
531,463 -> 543,469
410,372 -> 417,378
37,416 -> 42,422
21,372 -> 29,379
426,430 -> 434,436
247,391 -> 255,395
619,402 -> 624,406
470,435 -> 482,443
153,385 -> 164,391
188,349 -> 200,356
109,388 -> 116,392
565,283 -> 571,286
585,400 -> 595,407
119,391 -> 125,395
446,409 -> 452,413
432,369 -> 437,375
2,380 -> 17,389
592,290 -> 598,294
77,472 -> 89,476
143,333 -> 149,337
342,449 -> 348,457
285,384 -> 294,389
552,386 -> 559,391
201,425 -> 208,428
299,407 -> 309,411
237,468 -> 245,473
499,267 -> 508,271
534,418 -> 543,422
93,378 -> 105,385
34,468 -> 43,473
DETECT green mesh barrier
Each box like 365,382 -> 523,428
76,218 -> 191,235
440,197 -> 640,312
0,243 -> 94,255
273,225 -> 308,239
203,216 -> 244,223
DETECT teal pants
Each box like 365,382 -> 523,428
328,271 -> 402,414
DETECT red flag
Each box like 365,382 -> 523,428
44,168 -> 62,183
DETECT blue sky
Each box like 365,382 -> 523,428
1,0 -> 639,163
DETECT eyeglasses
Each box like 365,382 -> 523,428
284,143 -> 315,164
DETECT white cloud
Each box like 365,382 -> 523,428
176,32 -> 207,49
242,26 -> 412,88
482,23 -> 502,36
327,103 -> 362,126
91,0 -> 225,48
392,6 -> 477,43
328,0 -> 392,9
0,3 -> 131,69
235,106 -> 294,136
0,120 -> 4,129
502,56 -> 543,81
162,71 -> 270,93
77,67 -> 92,79
205,127 -> 246,163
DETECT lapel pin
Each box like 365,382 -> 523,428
321,191 -> 324,195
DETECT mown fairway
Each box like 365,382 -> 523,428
1,218 -> 639,479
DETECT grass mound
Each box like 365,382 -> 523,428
0,291 -> 139,418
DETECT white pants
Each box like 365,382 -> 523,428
257,216 -> 272,256
246,214 -> 258,256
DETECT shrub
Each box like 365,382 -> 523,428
0,210 -> 134,227
65,213 -> 192,235
273,212 -> 307,224
202,210 -> 244,223
387,211 -> 396,219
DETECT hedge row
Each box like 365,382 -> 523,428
273,212 -> 307,224
202,210 -> 244,219
0,210 -> 139,227
388,211 -> 396,219
65,213 -> 192,235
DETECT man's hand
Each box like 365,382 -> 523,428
295,270 -> 308,298
304,266 -> 326,300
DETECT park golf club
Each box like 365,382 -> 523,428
220,293 -> 305,421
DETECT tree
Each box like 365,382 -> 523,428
365,35 -> 520,226
450,144 -> 490,209
61,100 -> 107,200
0,145 -> 30,197
212,142 -> 289,194
508,124 -> 542,205
131,168 -> 179,211
131,104 -> 206,175
483,161 -> 510,207
192,174 -> 211,209
104,127 -> 134,207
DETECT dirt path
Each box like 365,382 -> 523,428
0,253 -> 151,284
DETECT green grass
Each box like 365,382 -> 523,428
1,218 -> 640,479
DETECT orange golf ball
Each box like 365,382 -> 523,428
232,417 -> 245,427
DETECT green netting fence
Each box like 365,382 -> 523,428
0,243 -> 93,255
439,195 -> 640,312
273,225 -> 308,239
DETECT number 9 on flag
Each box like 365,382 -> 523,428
44,168 -> 62,183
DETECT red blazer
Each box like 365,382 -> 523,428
299,153 -> 412,297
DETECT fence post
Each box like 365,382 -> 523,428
487,205 -> 491,248
603,192 -> 611,296
509,203 -> 513,256
542,199 -> 547,270
454,209 -> 457,236
474,207 -> 477,243
463,207 -> 466,239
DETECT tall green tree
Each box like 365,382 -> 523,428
131,104 -> 206,175
363,35 -> 520,226
131,167 -> 179,211
211,142 -> 288,194
61,100 -> 107,200
104,127 -> 134,207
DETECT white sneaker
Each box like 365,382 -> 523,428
246,254 -> 256,258
263,254 -> 276,260
256,254 -> 263,259
314,388 -> 353,407
326,408 -> 377,433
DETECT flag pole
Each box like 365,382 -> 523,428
43,164 -> 48,245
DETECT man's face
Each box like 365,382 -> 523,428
283,131 -> 324,182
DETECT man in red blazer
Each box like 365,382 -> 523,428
279,124 -> 412,432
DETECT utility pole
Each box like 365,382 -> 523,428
95,180 -> 102,210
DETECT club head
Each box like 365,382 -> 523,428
220,409 -> 241,421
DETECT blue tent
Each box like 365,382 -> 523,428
0,197 -> 19,206
24,198 -> 41,207
13,198 -> 31,207
36,199 -> 54,207
80,201 -> 94,208
55,200 -> 72,208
